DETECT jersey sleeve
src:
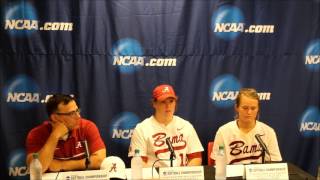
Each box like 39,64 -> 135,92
186,124 -> 204,154
211,127 -> 224,160
84,121 -> 106,153
266,128 -> 282,161
25,126 -> 50,155
128,123 -> 147,157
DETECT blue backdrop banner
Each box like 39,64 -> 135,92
0,0 -> 319,179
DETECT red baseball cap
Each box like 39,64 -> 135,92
152,84 -> 177,101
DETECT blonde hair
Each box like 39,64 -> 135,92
235,88 -> 259,107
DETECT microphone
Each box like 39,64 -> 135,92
255,134 -> 270,155
82,140 -> 90,169
165,137 -> 176,159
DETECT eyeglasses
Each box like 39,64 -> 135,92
55,108 -> 81,116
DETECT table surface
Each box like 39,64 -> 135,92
42,162 -> 316,180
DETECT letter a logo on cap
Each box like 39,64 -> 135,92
152,84 -> 177,101
162,86 -> 169,92
109,163 -> 117,172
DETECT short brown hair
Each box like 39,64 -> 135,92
46,94 -> 76,116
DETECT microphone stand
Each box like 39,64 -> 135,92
261,149 -> 266,164
170,152 -> 174,167
82,140 -> 90,170
85,156 -> 90,169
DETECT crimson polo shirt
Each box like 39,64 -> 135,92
26,118 -> 105,160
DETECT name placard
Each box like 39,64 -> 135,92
159,166 -> 204,179
226,164 -> 245,178
43,170 -> 108,180
245,163 -> 289,180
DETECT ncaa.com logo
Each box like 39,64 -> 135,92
111,38 -> 144,74
3,74 -> 56,110
304,39 -> 320,71
211,5 -> 244,40
110,112 -> 140,145
4,2 -> 37,36
111,38 -> 177,74
7,149 -> 28,180
209,74 -> 271,108
209,74 -> 241,108
299,106 -> 320,137
3,75 -> 40,110
4,1 -> 73,36
211,5 -> 275,40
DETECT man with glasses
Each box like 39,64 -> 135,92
26,94 -> 106,172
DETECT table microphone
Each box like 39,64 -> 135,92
255,134 -> 270,155
165,137 -> 176,159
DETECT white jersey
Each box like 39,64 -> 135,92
128,115 -> 204,167
210,120 -> 282,164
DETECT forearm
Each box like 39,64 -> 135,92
88,153 -> 105,169
49,153 -> 105,171
187,157 -> 202,166
50,159 -> 86,171
37,133 -> 60,172
268,131 -> 282,162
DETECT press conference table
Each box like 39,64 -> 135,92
42,162 -> 316,180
